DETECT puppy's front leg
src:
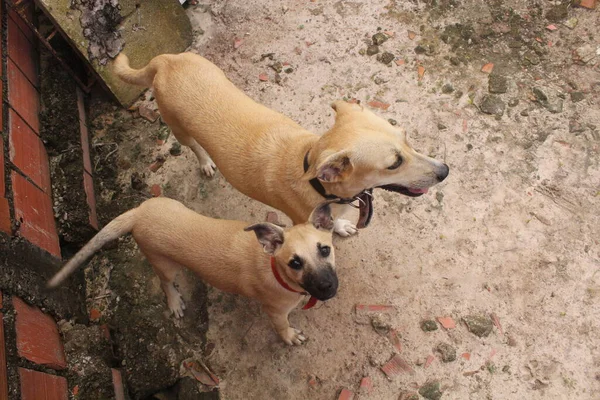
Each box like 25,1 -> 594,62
264,306 -> 306,345
331,204 -> 358,237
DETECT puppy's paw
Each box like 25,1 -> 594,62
167,293 -> 186,319
281,327 -> 307,346
200,160 -> 217,178
334,219 -> 358,237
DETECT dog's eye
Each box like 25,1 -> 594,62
387,155 -> 403,170
318,245 -> 330,257
288,256 -> 303,270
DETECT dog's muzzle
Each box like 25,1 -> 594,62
302,266 -> 338,301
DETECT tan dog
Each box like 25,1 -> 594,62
113,52 -> 449,236
48,198 -> 338,345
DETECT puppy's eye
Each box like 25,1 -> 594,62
387,155 -> 403,170
318,245 -> 330,257
288,256 -> 303,270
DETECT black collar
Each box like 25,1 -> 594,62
303,151 -> 365,205
303,150 -> 374,228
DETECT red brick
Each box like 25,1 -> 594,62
425,354 -> 435,368
112,369 -> 126,400
491,313 -> 503,335
8,5 -> 35,44
150,184 -> 162,197
577,0 -> 596,9
7,59 -> 40,133
100,324 -> 111,340
355,304 -> 394,313
338,388 -> 354,400
481,63 -> 494,74
7,15 -> 38,87
83,172 -> 99,230
0,312 -> 9,400
381,355 -> 415,378
437,316 -> 456,329
388,329 -> 402,352
19,368 -> 68,400
367,100 -> 391,111
417,65 -> 425,81
0,137 -> 5,198
9,110 -> 51,193
13,298 -> 67,369
0,198 -> 10,234
0,80 -> 3,128
89,307 -> 101,321
359,377 -> 372,394
11,172 -> 60,257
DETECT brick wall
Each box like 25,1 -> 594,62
4,0 -> 60,257
0,2 -> 104,398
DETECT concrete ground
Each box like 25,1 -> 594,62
89,0 -> 600,398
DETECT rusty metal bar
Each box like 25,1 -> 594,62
45,28 -> 57,41
13,0 -> 30,8
5,0 -> 93,93
84,76 -> 97,92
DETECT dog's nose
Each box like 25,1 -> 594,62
436,164 -> 449,182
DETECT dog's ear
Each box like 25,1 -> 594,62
244,223 -> 285,254
331,100 -> 363,115
316,151 -> 354,183
309,201 -> 335,231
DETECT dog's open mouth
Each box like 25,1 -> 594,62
355,185 -> 428,229
377,184 -> 429,197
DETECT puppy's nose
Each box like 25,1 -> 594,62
436,164 -> 449,182
318,281 -> 333,291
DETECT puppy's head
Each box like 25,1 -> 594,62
244,202 -> 338,301
304,100 -> 449,199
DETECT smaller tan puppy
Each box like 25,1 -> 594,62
48,198 -> 338,345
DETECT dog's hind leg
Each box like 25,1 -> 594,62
146,254 -> 187,318
167,125 -> 217,178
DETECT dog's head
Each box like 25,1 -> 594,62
244,202 -> 338,301
304,100 -> 449,199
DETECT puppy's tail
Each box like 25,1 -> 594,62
113,53 -> 162,87
47,208 -> 138,289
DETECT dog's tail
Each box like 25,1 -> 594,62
113,53 -> 161,87
47,208 -> 138,289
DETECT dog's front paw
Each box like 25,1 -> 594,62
167,292 -> 186,318
200,160 -> 217,178
281,327 -> 307,346
334,219 -> 358,237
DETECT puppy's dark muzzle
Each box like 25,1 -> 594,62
303,266 -> 338,301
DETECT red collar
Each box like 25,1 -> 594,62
270,257 -> 318,310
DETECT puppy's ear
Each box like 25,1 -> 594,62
244,223 -> 285,254
309,201 -> 335,231
316,151 -> 353,183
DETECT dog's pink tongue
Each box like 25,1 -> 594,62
409,188 -> 429,194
